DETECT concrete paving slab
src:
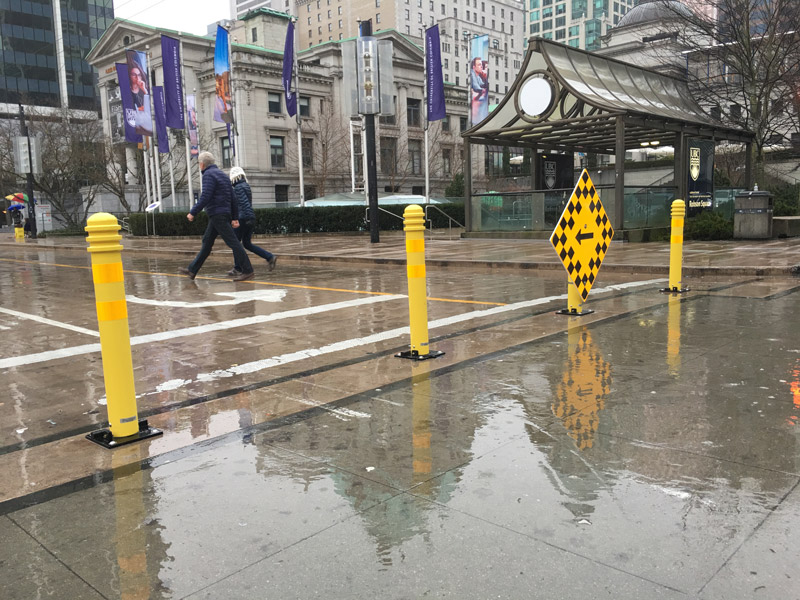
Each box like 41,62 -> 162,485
2,232 -> 800,598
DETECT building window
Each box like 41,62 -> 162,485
380,137 -> 397,174
442,116 -> 450,131
302,138 -> 313,169
339,19 -> 343,28
338,5 -> 342,13
459,116 -> 468,132
405,8 -> 410,18
268,92 -> 281,113
299,96 -> 310,117
376,0 -> 380,5
270,136 -> 285,168
251,27 -> 258,43
408,139 -> 422,174
485,145 -> 503,176
555,28 -> 565,39
442,148 -> 452,174
328,23 -> 332,31
220,137 -> 231,168
377,13 -> 381,22
275,184 -> 289,203
407,98 -> 421,127
379,95 -> 397,125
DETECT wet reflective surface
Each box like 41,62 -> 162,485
2,237 -> 800,598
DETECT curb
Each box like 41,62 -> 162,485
2,241 -> 797,278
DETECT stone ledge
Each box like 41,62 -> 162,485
773,216 -> 800,238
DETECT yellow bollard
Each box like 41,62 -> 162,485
85,213 -> 161,448
395,205 -> 444,361
14,227 -> 24,239
662,199 -> 689,293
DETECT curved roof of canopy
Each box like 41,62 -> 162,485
463,37 -> 752,154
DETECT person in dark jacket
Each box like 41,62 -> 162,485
227,167 -> 277,276
178,151 -> 254,281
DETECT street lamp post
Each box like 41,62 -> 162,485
17,104 -> 37,239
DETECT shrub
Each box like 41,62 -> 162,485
773,184 -> 800,217
129,203 -> 465,237
684,211 -> 733,240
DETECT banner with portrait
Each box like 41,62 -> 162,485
469,35 -> 489,126
186,94 -> 199,158
125,49 -> 153,136
213,25 -> 233,124
115,62 -> 142,144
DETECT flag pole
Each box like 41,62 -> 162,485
142,141 -> 152,208
424,27 -> 430,205
293,18 -> 305,207
349,119 -> 356,193
227,25 -> 239,168
168,142 -> 176,210
194,87 -> 202,194
180,39 -> 194,208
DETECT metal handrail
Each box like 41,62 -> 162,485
364,205 -> 405,225
424,204 -> 464,241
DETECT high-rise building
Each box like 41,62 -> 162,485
0,0 -> 114,114
525,0 -> 634,50
296,0 -> 524,107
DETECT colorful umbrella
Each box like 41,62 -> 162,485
4,193 -> 28,203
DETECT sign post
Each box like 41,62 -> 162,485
550,169 -> 614,315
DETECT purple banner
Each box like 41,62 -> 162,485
425,25 -> 446,122
282,21 -> 296,117
214,25 -> 233,124
186,94 -> 198,158
115,63 -> 142,144
161,35 -> 185,129
153,86 -> 170,154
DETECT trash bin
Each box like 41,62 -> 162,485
734,191 -> 773,239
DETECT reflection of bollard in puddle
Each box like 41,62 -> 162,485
662,199 -> 689,294
84,213 -> 162,448
396,205 -> 444,361
411,367 -> 433,495
667,294 -> 681,376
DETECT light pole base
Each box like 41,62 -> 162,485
86,420 -> 163,449
660,287 -> 690,294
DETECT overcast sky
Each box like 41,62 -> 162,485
113,0 -> 232,37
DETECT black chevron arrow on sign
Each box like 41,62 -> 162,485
576,231 -> 594,244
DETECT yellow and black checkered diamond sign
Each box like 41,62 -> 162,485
550,169 -> 614,301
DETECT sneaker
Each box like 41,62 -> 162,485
268,256 -> 277,271
232,271 -> 255,282
178,267 -> 196,280
227,268 -> 242,276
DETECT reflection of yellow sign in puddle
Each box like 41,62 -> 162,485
553,324 -> 611,450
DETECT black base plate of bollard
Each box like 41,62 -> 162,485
660,287 -> 690,294
86,419 -> 163,449
555,308 -> 594,316
395,350 -> 446,361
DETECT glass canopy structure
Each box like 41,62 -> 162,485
462,37 -> 754,235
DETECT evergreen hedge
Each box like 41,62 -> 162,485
129,203 -> 465,237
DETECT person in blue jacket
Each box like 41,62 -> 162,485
178,151 -> 254,281
227,167 -> 277,276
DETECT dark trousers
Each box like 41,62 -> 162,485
188,214 -> 253,275
234,218 -> 273,271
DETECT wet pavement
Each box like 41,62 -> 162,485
1,232 -> 800,599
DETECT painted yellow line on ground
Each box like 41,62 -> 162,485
0,257 -> 503,306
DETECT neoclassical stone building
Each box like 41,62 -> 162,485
87,10 -> 474,208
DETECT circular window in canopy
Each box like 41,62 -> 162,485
516,71 -> 557,122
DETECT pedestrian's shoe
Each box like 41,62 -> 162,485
268,256 -> 277,271
227,268 -> 241,276
233,271 -> 255,282
178,267 -> 196,280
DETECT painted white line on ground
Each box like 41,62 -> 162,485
0,295 -> 406,370
126,289 -> 287,308
176,278 -> 664,388
0,307 -> 99,337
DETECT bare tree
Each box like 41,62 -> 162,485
654,0 -> 800,182
286,99 -> 353,198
